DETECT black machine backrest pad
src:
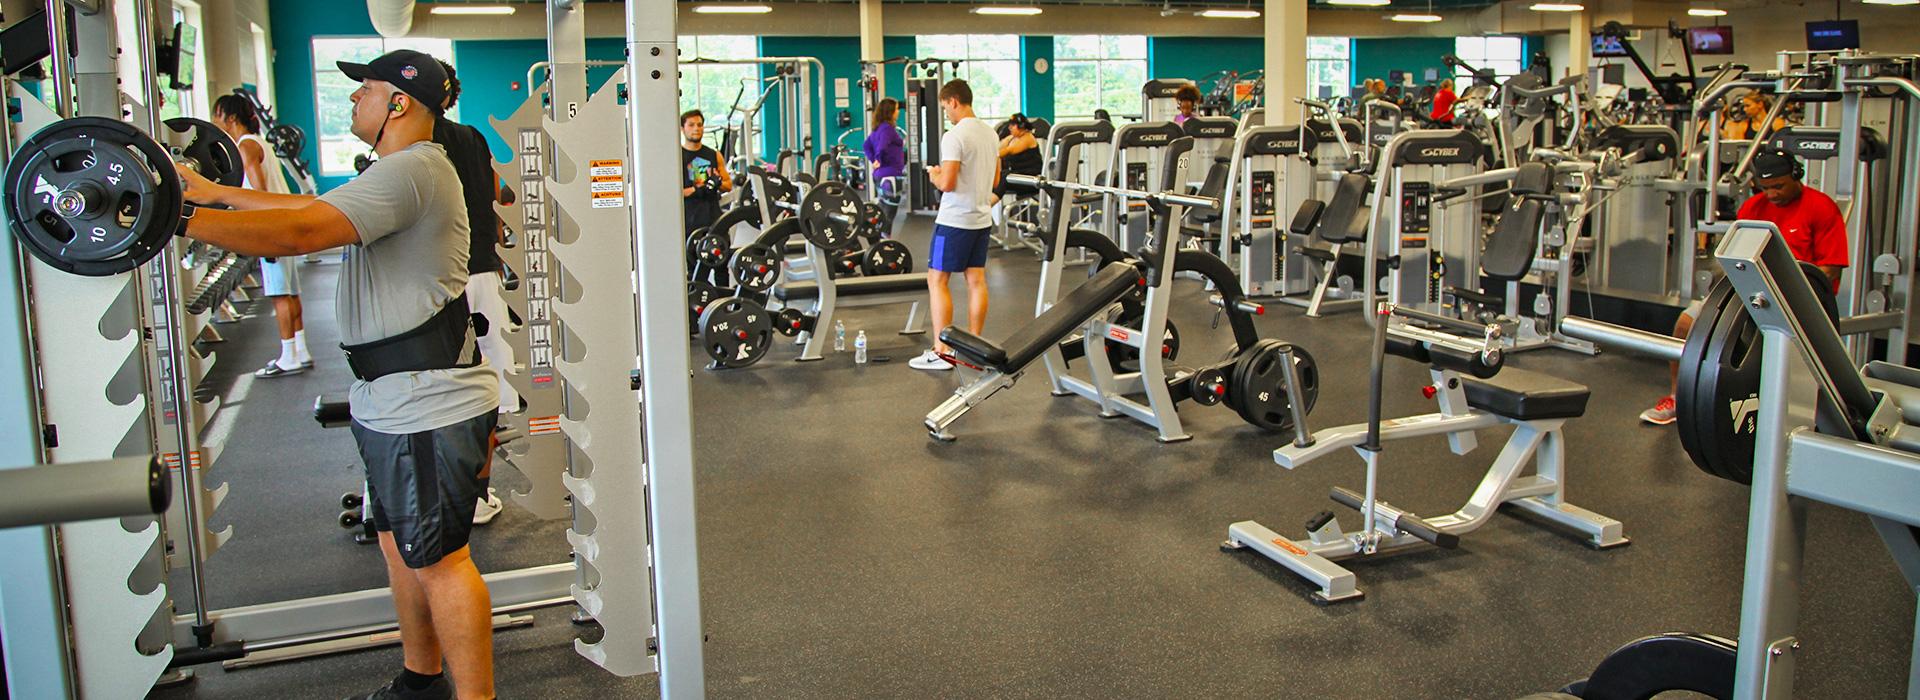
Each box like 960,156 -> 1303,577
1511,161 -> 1553,196
772,273 -> 930,302
942,262 -> 1143,372
1289,199 -> 1326,236
1482,198 -> 1543,281
1461,366 -> 1590,421
1317,173 -> 1372,244
1184,157 -> 1233,224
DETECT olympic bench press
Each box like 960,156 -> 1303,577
1223,303 -> 1626,604
926,145 -> 1318,443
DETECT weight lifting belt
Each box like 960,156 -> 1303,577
340,294 -> 481,382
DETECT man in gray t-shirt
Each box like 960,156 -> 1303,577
176,50 -> 497,700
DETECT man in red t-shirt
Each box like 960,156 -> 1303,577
1642,149 -> 1848,425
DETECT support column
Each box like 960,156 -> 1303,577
1264,0 -> 1307,127
1568,10 -> 1589,80
859,0 -> 883,97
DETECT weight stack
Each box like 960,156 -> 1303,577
543,71 -> 658,676
486,89 -> 570,521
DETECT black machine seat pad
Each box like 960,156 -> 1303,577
1460,367 -> 1590,421
944,262 -> 1143,372
773,273 -> 929,302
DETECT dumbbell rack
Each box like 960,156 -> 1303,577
544,68 -> 659,674
487,86 -> 570,521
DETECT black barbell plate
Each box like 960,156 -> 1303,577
1236,341 -> 1320,432
4,117 -> 181,277
728,244 -> 782,294
799,180 -> 863,251
1676,264 -> 1839,484
861,239 -> 913,276
698,296 -> 774,369
1231,338 -> 1279,425
163,117 -> 246,188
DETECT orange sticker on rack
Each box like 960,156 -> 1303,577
1272,538 -> 1308,557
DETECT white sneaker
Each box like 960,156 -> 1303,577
472,488 -> 503,525
908,350 -> 953,371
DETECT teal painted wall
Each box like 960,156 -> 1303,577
449,38 -> 625,163
1353,38 -> 1456,89
1021,36 -> 1053,122
268,0 -> 376,192
1148,37 -> 1262,86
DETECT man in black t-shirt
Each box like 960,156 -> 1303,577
680,109 -> 731,234
433,62 -> 514,525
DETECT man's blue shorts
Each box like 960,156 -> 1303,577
930,224 -> 991,272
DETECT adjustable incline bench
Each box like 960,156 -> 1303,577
926,262 -> 1148,440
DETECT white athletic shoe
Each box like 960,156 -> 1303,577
909,350 -> 953,371
472,488 -> 503,525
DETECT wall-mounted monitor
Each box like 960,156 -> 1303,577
1591,33 -> 1628,58
1806,20 -> 1861,51
1687,26 -> 1734,55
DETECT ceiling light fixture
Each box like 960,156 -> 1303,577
1198,9 -> 1262,18
1327,0 -> 1391,6
972,6 -> 1045,15
1530,3 -> 1585,10
429,4 -> 515,15
1863,0 -> 1919,5
1390,13 -> 1443,22
692,4 -> 773,14
1687,7 -> 1727,15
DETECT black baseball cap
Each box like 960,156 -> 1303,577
1752,149 -> 1800,181
337,49 -> 450,114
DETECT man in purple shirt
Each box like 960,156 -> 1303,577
865,97 -> 906,199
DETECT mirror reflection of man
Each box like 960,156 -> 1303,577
680,109 -> 732,235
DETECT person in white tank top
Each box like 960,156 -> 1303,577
213,94 -> 312,376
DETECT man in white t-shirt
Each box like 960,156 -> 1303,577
912,79 -> 1002,371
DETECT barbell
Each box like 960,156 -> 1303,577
1003,172 -> 1219,211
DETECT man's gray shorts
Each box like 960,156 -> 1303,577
350,411 -> 497,568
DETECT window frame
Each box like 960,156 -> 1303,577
1454,36 -> 1526,82
1052,35 -> 1148,123
1305,36 -> 1352,102
677,34 -> 760,152
917,34 -> 1023,122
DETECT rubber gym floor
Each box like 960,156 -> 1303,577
153,216 -> 1914,699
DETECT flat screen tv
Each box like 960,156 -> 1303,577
1591,33 -> 1628,58
1688,26 -> 1734,55
1807,20 -> 1861,51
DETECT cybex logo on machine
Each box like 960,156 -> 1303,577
1419,147 -> 1461,158
1135,133 -> 1171,144
1794,140 -> 1837,154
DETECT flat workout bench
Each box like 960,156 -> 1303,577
926,262 -> 1145,439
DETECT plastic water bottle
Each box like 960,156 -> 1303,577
834,320 -> 847,352
854,330 -> 869,364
